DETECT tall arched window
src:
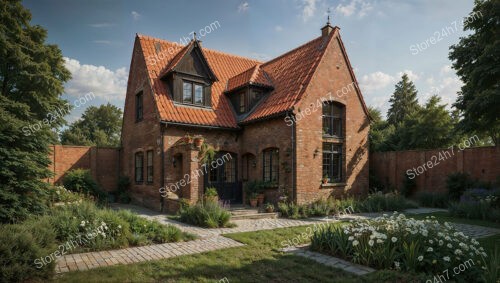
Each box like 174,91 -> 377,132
262,148 -> 279,183
322,102 -> 344,137
322,102 -> 345,183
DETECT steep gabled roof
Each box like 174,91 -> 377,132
134,28 -> 367,128
226,64 -> 273,93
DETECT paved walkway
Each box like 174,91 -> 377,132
55,236 -> 243,273
281,245 -> 376,276
55,204 -> 499,273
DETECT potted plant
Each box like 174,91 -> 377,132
264,203 -> 275,213
249,193 -> 259,207
322,174 -> 329,184
204,187 -> 218,203
193,135 -> 204,147
256,182 -> 266,206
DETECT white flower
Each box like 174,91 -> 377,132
394,261 -> 400,269
118,225 -> 122,229
352,240 -> 359,246
376,239 -> 383,244
443,256 -> 450,262
447,243 -> 453,248
438,240 -> 443,246
391,237 -> 397,243
428,240 -> 434,244
80,221 -> 86,227
368,240 -> 374,246
418,255 -> 423,261
427,247 -> 433,252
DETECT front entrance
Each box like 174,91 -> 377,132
204,152 -> 242,204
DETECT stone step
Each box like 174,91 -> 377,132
230,212 -> 278,220
230,208 -> 260,215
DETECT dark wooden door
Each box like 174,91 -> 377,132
204,152 -> 242,204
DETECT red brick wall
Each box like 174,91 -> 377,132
370,146 -> 500,194
47,145 -> 119,192
294,31 -> 370,203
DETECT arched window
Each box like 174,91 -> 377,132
322,102 -> 344,137
262,148 -> 279,183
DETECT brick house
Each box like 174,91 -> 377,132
120,23 -> 370,212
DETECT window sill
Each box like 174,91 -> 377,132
321,182 -> 346,188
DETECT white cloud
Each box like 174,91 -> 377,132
440,65 -> 452,75
359,71 -> 396,94
422,75 -> 463,108
275,25 -> 283,32
238,2 -> 249,13
89,23 -> 115,28
397,70 -> 420,81
63,57 -> 127,101
131,11 -> 141,21
301,0 -> 317,22
335,0 -> 373,18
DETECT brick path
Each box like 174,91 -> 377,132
281,245 -> 376,276
55,204 -> 499,273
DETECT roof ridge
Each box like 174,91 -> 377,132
137,34 -> 261,63
261,35 -> 324,67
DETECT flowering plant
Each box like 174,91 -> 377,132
311,213 -> 486,280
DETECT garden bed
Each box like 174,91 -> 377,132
310,213 -> 495,282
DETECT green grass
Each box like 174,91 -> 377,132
55,224 -> 428,283
55,213 -> 500,282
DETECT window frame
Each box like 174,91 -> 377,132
146,150 -> 154,184
262,148 -> 279,183
322,102 -> 343,138
135,152 -> 144,183
135,91 -> 143,122
322,143 -> 343,183
182,80 -> 205,106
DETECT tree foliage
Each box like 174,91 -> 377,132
60,103 -> 123,147
0,0 -> 71,223
387,74 -> 420,127
449,0 -> 500,145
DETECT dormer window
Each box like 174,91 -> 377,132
182,81 -> 204,105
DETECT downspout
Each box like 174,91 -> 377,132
160,123 -> 166,212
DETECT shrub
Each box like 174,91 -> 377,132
449,201 -> 500,222
416,192 -> 449,208
311,213 -> 487,280
179,201 -> 232,228
446,172 -> 473,201
0,218 -> 57,282
401,174 -> 416,197
359,192 -> 418,212
62,169 -> 106,200
116,176 -> 131,203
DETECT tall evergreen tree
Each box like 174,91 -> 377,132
61,103 -> 123,147
0,0 -> 71,223
368,107 -> 396,152
397,96 -> 458,150
449,0 -> 500,145
387,74 -> 420,127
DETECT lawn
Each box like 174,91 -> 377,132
55,224 -> 427,283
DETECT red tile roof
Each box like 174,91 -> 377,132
226,64 -> 273,93
135,29 -> 364,128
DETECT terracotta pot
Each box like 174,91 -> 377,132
249,198 -> 258,207
257,194 -> 265,206
194,137 -> 204,147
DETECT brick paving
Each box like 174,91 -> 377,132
280,245 -> 375,276
55,204 -> 499,273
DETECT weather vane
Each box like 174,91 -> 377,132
327,7 -> 331,25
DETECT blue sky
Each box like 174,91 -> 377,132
23,0 -> 474,121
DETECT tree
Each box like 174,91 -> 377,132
387,74 -> 420,127
0,0 -> 71,223
397,96 -> 458,150
60,103 -> 123,147
449,0 -> 500,145
368,107 -> 396,152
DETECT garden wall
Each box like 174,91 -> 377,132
370,146 -> 499,194
47,145 -> 120,192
